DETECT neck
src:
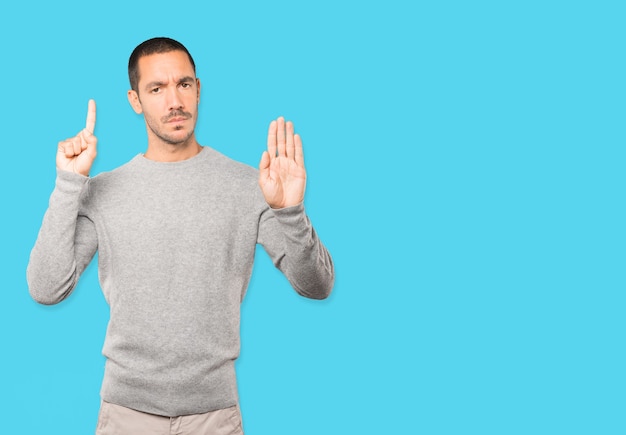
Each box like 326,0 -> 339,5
143,135 -> 202,162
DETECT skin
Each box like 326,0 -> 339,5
127,51 -> 201,162
260,117 -> 306,209
56,50 -> 307,209
56,99 -> 97,177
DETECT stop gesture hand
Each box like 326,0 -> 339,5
259,117 -> 307,209
57,99 -> 98,176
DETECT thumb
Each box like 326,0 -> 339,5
258,151 -> 271,187
80,127 -> 98,157
259,151 -> 270,172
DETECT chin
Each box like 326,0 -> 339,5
148,122 -> 195,146
164,132 -> 194,146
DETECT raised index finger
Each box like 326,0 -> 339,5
85,99 -> 96,134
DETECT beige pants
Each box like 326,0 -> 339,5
95,401 -> 244,435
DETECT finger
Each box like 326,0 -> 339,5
58,140 -> 74,158
276,116 -> 286,157
267,120 -> 277,158
285,121 -> 295,159
294,133 -> 304,166
258,151 -> 274,191
85,99 -> 96,134
81,129 -> 91,150
259,151 -> 270,173
59,138 -> 78,158
71,137 -> 83,156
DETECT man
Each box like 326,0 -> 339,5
27,37 -> 334,434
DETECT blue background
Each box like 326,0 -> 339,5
1,0 -> 625,434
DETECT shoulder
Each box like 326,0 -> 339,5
198,147 -> 261,192
83,155 -> 145,202
198,147 -> 266,207
202,147 -> 257,177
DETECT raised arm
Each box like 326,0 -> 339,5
258,117 -> 334,299
27,100 -> 99,304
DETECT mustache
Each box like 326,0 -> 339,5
162,110 -> 192,122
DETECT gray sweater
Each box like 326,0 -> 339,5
27,146 -> 334,416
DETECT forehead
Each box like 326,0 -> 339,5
137,51 -> 195,84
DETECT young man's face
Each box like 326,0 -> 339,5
128,50 -> 200,147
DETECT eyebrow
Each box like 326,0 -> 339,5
144,76 -> 196,91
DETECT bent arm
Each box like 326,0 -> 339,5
27,170 -> 97,305
258,203 -> 334,300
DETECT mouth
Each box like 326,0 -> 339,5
163,109 -> 193,124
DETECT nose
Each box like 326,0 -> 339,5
166,87 -> 184,111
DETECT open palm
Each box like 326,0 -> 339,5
259,117 -> 306,209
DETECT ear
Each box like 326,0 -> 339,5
196,78 -> 201,104
127,90 -> 143,114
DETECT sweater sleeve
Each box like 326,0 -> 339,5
26,170 -> 98,305
257,202 -> 334,300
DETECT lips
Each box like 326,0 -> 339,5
163,110 -> 193,123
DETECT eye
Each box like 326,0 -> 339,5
180,83 -> 191,89
151,87 -> 161,94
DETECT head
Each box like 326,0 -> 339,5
128,37 -> 196,93
127,37 -> 201,148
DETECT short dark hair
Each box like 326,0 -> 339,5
128,37 -> 196,92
